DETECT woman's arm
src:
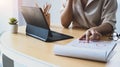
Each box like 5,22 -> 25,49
80,0 -> 117,42
79,23 -> 113,42
60,0 -> 73,28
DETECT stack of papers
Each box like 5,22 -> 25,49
53,39 -> 117,62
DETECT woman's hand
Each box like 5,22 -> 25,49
79,27 -> 102,42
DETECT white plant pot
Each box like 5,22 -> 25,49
9,24 -> 18,34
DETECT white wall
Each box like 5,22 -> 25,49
0,0 -> 119,33
116,0 -> 120,33
0,0 -> 18,32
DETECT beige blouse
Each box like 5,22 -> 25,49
63,0 -> 117,29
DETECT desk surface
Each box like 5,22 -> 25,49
1,26 -> 120,67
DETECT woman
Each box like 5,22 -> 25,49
61,0 -> 118,42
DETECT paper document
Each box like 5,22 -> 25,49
53,39 -> 117,62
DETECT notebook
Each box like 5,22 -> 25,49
21,6 -> 73,42
53,39 -> 117,62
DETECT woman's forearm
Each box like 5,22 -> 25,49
61,0 -> 73,28
94,23 -> 114,35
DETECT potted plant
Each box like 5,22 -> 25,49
9,17 -> 18,34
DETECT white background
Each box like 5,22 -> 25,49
0,0 -> 120,33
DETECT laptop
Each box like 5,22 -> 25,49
21,6 -> 73,42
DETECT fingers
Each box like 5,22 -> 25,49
90,30 -> 102,41
79,28 -> 102,42
79,30 -> 91,42
86,30 -> 91,42
79,34 -> 85,40
43,3 -> 51,15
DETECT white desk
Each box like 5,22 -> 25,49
0,26 -> 120,67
